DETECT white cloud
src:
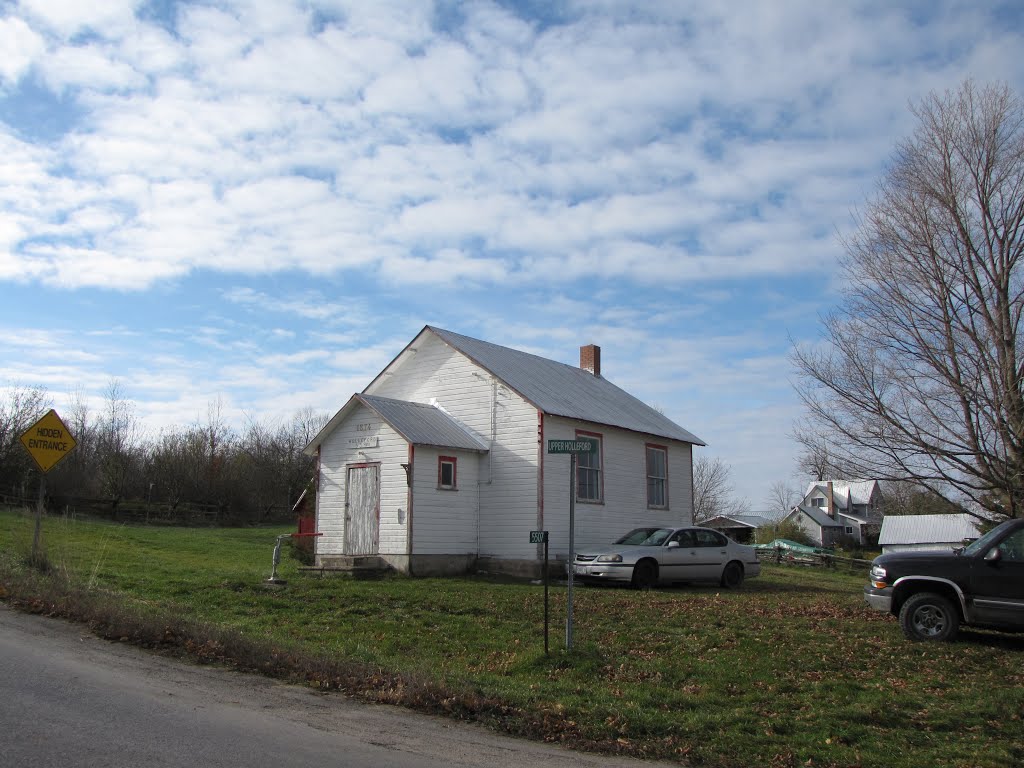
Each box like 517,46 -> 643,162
118,24 -> 185,77
379,248 -> 508,286
0,16 -> 45,84
18,0 -> 141,40
2,0 -> 1023,504
40,44 -> 146,92
222,287 -> 365,322
2,0 -> 1011,294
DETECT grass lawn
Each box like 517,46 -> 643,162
1,506 -> 1022,768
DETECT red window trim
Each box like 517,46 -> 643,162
574,429 -> 604,504
645,442 -> 669,509
438,455 -> 457,490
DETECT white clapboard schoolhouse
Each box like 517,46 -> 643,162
304,326 -> 704,576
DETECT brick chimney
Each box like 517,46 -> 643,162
826,481 -> 835,519
580,344 -> 601,376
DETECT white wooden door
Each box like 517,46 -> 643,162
345,465 -> 379,555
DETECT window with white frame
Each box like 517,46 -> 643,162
812,497 -> 826,508
646,444 -> 668,508
438,456 -> 457,490
575,432 -> 603,503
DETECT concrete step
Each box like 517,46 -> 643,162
299,554 -> 392,578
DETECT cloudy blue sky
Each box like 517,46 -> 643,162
2,0 -> 1023,508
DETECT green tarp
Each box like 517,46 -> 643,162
755,539 -> 834,555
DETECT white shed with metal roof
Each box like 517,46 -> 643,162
878,514 -> 982,553
305,326 -> 704,577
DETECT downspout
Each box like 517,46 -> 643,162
315,445 -> 322,564
537,411 -> 545,533
489,376 -> 496,484
473,370 -> 497,485
476,460 -> 482,559
476,375 -> 497,562
690,444 -> 696,525
406,444 -> 414,575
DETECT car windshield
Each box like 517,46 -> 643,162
962,519 -> 1015,556
639,528 -> 674,546
614,527 -> 660,545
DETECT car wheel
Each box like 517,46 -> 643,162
721,561 -> 744,589
632,560 -> 657,590
898,592 -> 959,642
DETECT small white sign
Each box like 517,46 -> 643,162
348,436 -> 378,448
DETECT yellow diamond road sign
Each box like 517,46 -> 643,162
20,409 -> 77,473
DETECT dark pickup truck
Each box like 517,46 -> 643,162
864,517 -> 1024,641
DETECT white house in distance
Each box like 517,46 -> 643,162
782,480 -> 883,548
303,326 -> 705,577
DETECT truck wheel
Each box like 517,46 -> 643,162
898,592 -> 959,642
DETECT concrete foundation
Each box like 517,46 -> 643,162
473,556 -> 547,580
407,554 -> 477,576
313,553 -> 561,581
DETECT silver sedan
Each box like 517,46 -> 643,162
573,526 -> 761,589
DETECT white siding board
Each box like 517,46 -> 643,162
477,395 -> 540,559
541,416 -> 693,559
883,543 -> 964,553
411,446 -> 480,554
368,334 -> 542,561
316,402 -> 410,558
314,333 -> 701,568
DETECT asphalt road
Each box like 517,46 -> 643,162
0,605 -> 675,768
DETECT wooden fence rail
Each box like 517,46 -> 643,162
757,548 -> 873,572
2,494 -> 294,526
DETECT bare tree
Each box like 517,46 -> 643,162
0,383 -> 51,498
284,406 -> 327,503
792,81 -> 1024,521
764,480 -> 800,522
96,380 -> 141,506
692,455 -> 745,523
52,389 -> 98,498
291,406 -> 329,449
789,419 -> 852,481
881,480 -> 962,516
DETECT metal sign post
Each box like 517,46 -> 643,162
529,530 -> 549,654
567,452 -> 575,649
19,410 -> 77,566
545,438 -> 596,651
33,473 -> 45,567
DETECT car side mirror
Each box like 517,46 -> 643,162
666,541 -> 680,548
984,548 -> 1002,563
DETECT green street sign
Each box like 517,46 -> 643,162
529,530 -> 548,544
547,439 -> 597,454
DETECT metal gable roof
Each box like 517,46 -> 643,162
703,514 -> 773,529
427,326 -> 705,446
878,514 -> 981,545
359,394 -> 489,452
795,507 -> 844,528
803,480 -> 879,509
303,393 -> 490,455
728,513 -> 775,528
